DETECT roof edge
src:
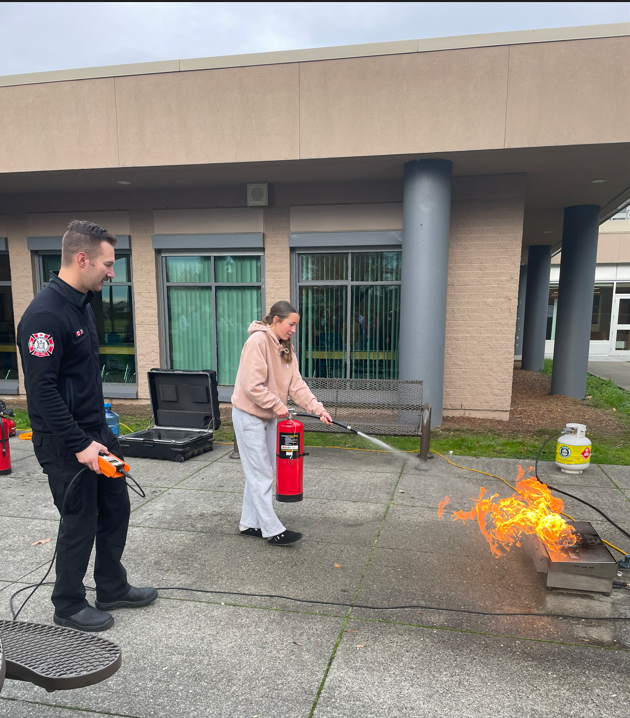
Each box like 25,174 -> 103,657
1,22 -> 628,88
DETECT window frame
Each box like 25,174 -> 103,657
159,250 -> 265,385
292,247 -> 402,379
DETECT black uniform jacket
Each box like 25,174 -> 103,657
17,274 -> 105,453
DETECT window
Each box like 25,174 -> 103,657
546,286 -> 559,340
547,283 -> 615,342
296,251 -> 401,379
37,253 -> 136,384
162,255 -> 263,384
0,255 -> 17,380
590,284 -> 613,340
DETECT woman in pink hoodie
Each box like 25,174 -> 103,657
231,300 -> 333,545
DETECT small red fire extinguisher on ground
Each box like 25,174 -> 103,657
0,414 -> 12,475
276,414 -> 308,502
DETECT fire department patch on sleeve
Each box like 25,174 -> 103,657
28,333 -> 55,357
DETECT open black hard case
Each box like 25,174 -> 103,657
118,369 -> 221,462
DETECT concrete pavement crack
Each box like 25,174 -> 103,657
308,460 -> 406,718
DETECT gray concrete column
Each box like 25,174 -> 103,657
551,205 -> 600,399
521,245 -> 551,372
399,159 -> 453,424
514,264 -> 527,358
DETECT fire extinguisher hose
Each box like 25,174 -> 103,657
290,412 -> 358,434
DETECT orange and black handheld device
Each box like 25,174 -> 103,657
97,452 -> 145,497
97,452 -> 131,478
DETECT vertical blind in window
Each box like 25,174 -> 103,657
297,252 -> 401,380
164,255 -> 262,384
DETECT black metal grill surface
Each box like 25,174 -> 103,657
0,620 -> 121,692
0,632 -> 5,692
288,378 -> 424,436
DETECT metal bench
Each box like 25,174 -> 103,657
0,620 -> 121,693
288,378 -> 432,468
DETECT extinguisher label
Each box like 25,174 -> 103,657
279,432 -> 300,459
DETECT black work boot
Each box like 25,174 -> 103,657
95,586 -> 158,611
54,605 -> 114,632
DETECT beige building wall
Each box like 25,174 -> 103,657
263,207 -> 291,313
1,32 -> 628,174
443,176 -> 525,419
26,212 -> 130,237
153,208 -> 263,235
552,220 -> 630,264
128,211 -> 159,401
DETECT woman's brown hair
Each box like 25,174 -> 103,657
263,300 -> 298,362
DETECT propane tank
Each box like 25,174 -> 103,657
0,416 -> 12,475
556,423 -> 591,474
276,416 -> 306,502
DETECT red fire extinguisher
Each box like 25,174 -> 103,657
0,400 -> 16,436
0,415 -> 12,475
276,416 -> 307,502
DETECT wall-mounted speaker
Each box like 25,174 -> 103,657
247,182 -> 268,207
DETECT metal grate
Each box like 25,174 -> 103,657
0,620 -> 121,692
288,378 -> 424,436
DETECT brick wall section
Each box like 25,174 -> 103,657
263,206 -> 291,313
443,194 -> 525,420
6,214 -> 33,394
129,210 -> 159,400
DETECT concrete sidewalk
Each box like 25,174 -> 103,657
588,360 -> 630,391
1,437 -> 630,717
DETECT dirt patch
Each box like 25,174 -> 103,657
441,369 -> 625,436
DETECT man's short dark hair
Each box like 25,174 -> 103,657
61,220 -> 117,266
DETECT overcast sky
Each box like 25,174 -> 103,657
1,2 -> 628,76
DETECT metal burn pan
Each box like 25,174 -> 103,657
526,521 -> 618,596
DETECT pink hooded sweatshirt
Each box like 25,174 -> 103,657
231,321 -> 324,420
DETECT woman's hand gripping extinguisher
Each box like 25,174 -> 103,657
276,411 -> 308,502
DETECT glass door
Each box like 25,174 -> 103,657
611,294 -> 630,355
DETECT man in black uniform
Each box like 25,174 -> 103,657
18,220 -> 157,632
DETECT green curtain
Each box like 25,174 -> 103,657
299,285 -> 347,378
168,287 -> 214,370
215,256 -> 261,283
166,256 -> 213,283
216,287 -> 261,384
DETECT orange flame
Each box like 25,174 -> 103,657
438,496 -> 450,518
452,470 -> 576,558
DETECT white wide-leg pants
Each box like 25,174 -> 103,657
233,406 -> 285,538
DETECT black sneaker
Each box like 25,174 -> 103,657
54,606 -> 113,632
238,527 -> 263,538
268,530 -> 303,546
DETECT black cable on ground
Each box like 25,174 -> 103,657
10,465 -> 144,619
8,581 -> 630,621
534,431 -> 630,543
11,467 -> 87,621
